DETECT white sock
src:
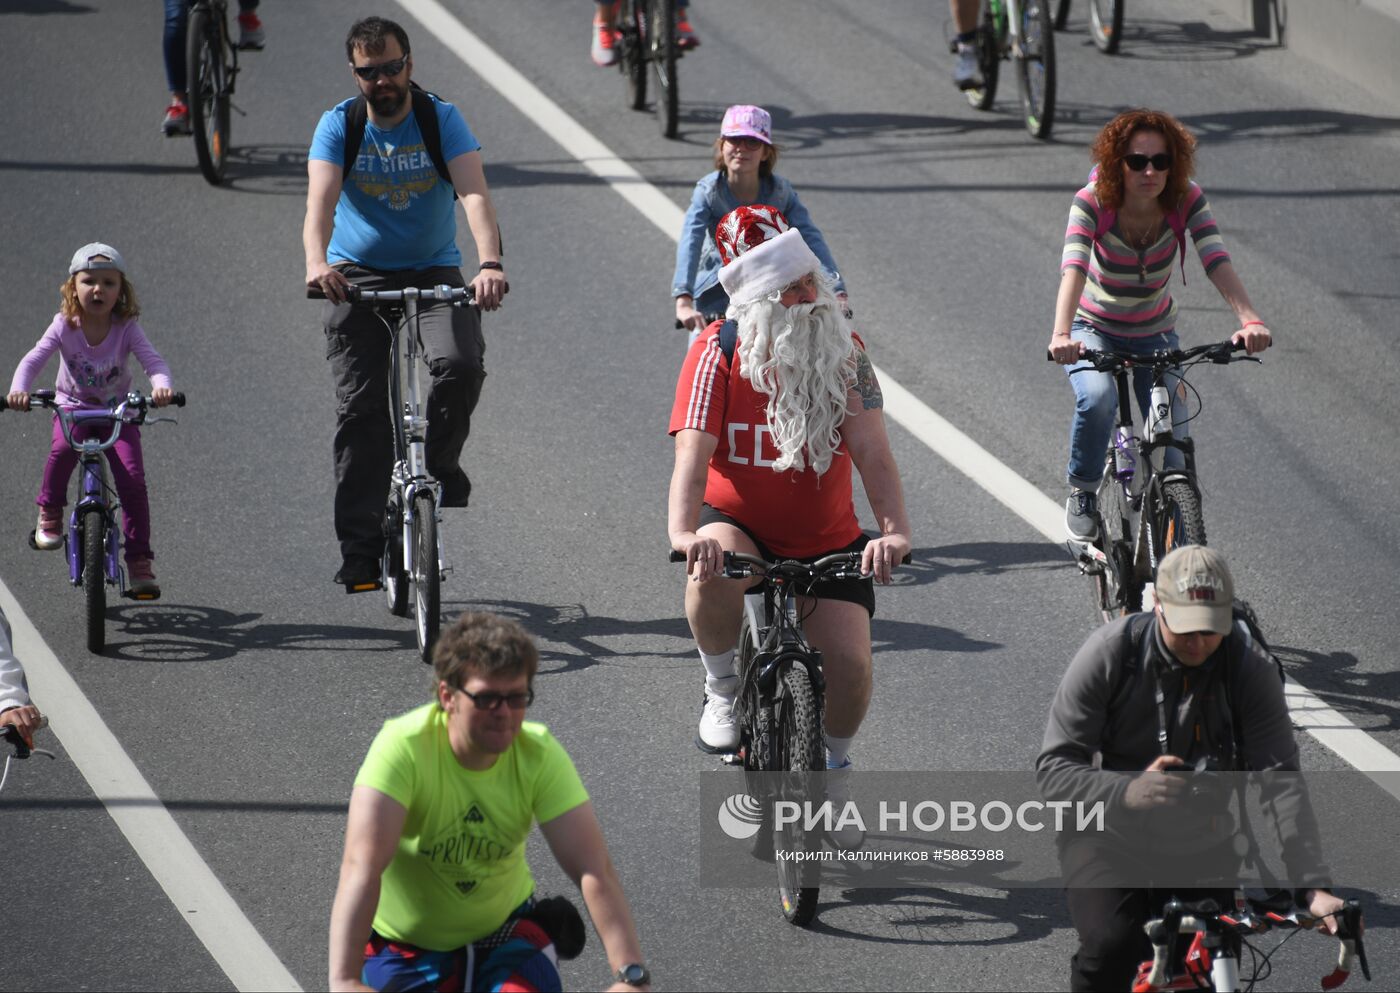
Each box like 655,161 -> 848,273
698,648 -> 736,680
825,733 -> 855,769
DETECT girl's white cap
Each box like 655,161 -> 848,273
69,243 -> 126,275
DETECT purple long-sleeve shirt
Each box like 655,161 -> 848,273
10,314 -> 172,408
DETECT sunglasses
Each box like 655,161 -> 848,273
724,135 -> 766,149
1124,153 -> 1171,172
457,686 -> 535,711
352,56 -> 408,81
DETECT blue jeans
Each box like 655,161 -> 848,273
163,0 -> 260,93
1064,321 -> 1188,491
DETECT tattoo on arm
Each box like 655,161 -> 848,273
853,350 -> 884,410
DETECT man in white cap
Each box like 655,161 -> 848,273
1037,544 -> 1344,991
666,205 -> 912,784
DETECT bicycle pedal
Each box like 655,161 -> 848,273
122,589 -> 162,602
343,580 -> 383,595
719,752 -> 743,766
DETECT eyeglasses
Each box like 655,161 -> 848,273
352,56 -> 408,81
1124,153 -> 1171,172
781,273 -> 818,296
457,686 -> 535,711
724,135 -> 765,150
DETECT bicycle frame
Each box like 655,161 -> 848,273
733,572 -> 828,748
52,402 -> 146,594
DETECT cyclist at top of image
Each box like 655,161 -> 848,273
6,244 -> 174,598
1047,108 -> 1272,544
949,0 -> 985,90
589,0 -> 698,68
1,610 -> 45,751
673,104 -> 846,343
302,15 -> 507,592
667,205 -> 912,825
1036,545 -> 1345,992
161,0 -> 266,137
328,611 -> 651,993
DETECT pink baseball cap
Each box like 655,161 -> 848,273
720,104 -> 772,145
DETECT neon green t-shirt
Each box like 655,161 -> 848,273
354,704 -> 589,951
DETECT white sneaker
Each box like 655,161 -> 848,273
825,759 -> 865,852
953,42 -> 982,90
696,675 -> 739,753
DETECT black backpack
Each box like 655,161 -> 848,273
341,81 -> 455,193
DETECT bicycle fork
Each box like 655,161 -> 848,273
398,305 -> 449,582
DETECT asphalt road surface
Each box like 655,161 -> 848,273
1,1 -> 1397,990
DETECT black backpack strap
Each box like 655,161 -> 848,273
1108,613 -> 1158,716
340,83 -> 455,192
718,319 -> 739,364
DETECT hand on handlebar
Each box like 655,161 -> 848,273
861,533 -> 911,585
151,387 -> 174,408
1231,322 -> 1272,355
1307,890 -> 1347,935
470,267 -> 507,312
5,390 -> 30,412
1048,332 -> 1085,365
671,532 -> 727,584
0,705 -> 44,750
307,262 -> 353,306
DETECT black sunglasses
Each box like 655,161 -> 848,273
352,56 -> 408,81
458,686 -> 535,711
1124,153 -> 1171,172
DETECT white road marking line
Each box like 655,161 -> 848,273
396,0 -> 1400,778
0,582 -> 301,993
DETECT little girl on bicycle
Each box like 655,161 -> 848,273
672,104 -> 845,341
6,244 -> 175,597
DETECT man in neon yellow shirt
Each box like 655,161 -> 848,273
329,611 -> 651,992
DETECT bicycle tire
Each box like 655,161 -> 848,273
1152,479 -> 1206,571
737,614 -> 771,773
82,511 -> 106,653
774,664 -> 822,927
621,0 -> 647,111
187,5 -> 230,185
964,1 -> 1001,111
1089,0 -> 1123,54
412,491 -> 440,664
1052,0 -> 1071,29
648,0 -> 678,138
1095,454 -> 1141,621
1016,0 -> 1056,139
383,497 -> 409,617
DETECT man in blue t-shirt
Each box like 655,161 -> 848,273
303,16 -> 508,590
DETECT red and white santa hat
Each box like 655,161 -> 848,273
716,205 -> 822,307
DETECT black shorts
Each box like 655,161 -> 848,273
698,504 -> 876,617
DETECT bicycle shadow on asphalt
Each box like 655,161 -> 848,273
219,145 -> 311,196
0,1 -> 93,13
102,602 -> 416,663
1273,643 -> 1400,733
893,541 -> 1071,590
1063,16 -> 1278,62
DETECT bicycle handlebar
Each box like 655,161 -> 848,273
2,715 -> 51,761
1047,338 -> 1251,369
668,547 -> 910,580
1,390 -> 186,414
306,283 -> 479,305
2,392 -> 186,453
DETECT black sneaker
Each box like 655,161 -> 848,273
436,467 -> 472,508
334,555 -> 382,593
1065,490 -> 1099,542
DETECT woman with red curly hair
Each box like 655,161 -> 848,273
1048,108 -> 1272,542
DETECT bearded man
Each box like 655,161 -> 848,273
667,205 -> 913,767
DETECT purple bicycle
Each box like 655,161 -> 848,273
1,389 -> 185,652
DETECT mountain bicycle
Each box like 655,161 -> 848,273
1133,893 -> 1369,991
960,0 -> 1056,139
618,0 -> 682,138
1058,340 -> 1258,622
0,390 -> 186,653
672,547 -> 888,926
1,718 -> 54,796
309,284 -> 476,664
186,0 -> 242,185
1052,0 -> 1125,54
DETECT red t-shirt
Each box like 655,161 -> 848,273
669,324 -> 864,558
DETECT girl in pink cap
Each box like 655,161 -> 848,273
7,244 -> 175,597
672,104 -> 845,341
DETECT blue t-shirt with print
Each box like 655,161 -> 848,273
309,94 -> 481,271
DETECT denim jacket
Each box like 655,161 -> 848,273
670,171 -> 844,305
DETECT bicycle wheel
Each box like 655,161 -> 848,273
187,5 -> 231,185
411,491 -> 440,664
1094,456 -> 1141,621
1151,479 -> 1206,571
648,0 -> 678,138
1016,0 -> 1056,139
1088,0 -> 1123,54
774,664 -> 822,927
964,1 -> 1001,111
383,497 -> 409,617
621,0 -> 647,111
1052,0 -> 1071,29
82,510 -> 106,653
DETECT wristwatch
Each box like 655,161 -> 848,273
479,260 -> 503,271
615,963 -> 650,987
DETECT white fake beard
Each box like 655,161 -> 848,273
732,279 -> 856,475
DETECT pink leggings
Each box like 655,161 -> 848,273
37,416 -> 153,562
